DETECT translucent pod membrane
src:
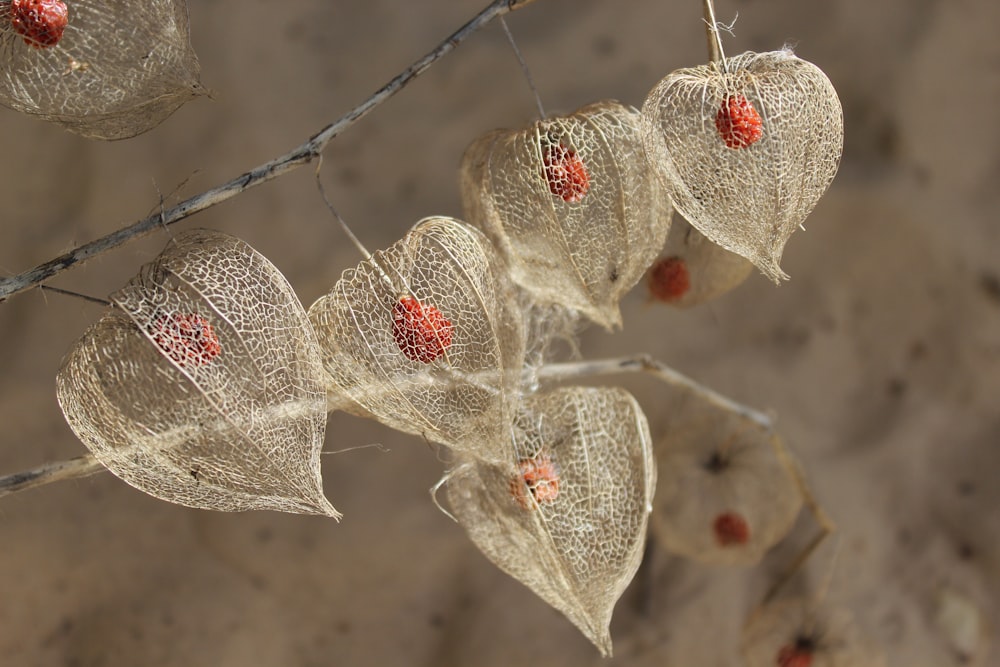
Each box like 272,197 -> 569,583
0,0 -> 204,139
57,230 -> 338,517
461,100 -> 673,330
443,386 -> 656,656
742,598 -> 887,667
309,217 -> 525,465
647,216 -> 753,308
651,387 -> 802,566
521,297 -> 583,380
641,50 -> 843,282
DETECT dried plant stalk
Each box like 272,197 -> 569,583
650,383 -> 802,566
309,217 -> 525,464
641,50 -> 843,282
57,230 -> 338,517
0,0 -> 204,139
461,100 -> 673,330
443,386 -> 656,656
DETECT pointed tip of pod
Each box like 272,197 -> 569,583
314,499 -> 344,521
288,492 -> 342,520
592,630 -> 614,658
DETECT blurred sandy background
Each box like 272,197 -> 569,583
0,0 -> 998,664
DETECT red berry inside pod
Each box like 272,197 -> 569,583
776,640 -> 815,667
391,295 -> 453,364
648,256 -> 691,302
150,313 -> 222,368
9,0 -> 68,49
541,132 -> 591,203
715,94 -> 764,149
509,454 -> 561,509
713,511 -> 751,546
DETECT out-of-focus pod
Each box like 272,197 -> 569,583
647,216 -> 753,308
650,384 -> 802,566
742,597 -> 887,667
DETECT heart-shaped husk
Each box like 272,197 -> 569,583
309,216 -> 525,465
0,0 -> 204,139
651,386 -> 802,566
461,100 -> 673,330
443,386 -> 656,656
57,229 -> 338,517
641,50 -> 843,282
741,598 -> 887,667
647,216 -> 754,308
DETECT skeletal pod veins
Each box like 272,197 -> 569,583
442,386 -> 656,656
0,0 -> 204,139
461,100 -> 673,330
57,230 -> 338,517
308,217 -> 526,465
642,50 -> 843,282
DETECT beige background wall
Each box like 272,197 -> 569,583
0,1 -> 997,664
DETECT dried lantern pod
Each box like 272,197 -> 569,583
308,216 -> 525,465
0,0 -> 204,139
647,216 -> 753,308
460,100 -> 673,330
741,598 -> 887,667
650,385 -> 803,566
57,229 -> 338,517
641,49 -> 843,282
442,386 -> 656,656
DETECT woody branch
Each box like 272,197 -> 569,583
0,0 -> 540,304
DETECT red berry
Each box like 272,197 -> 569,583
648,256 -> 690,302
776,644 -> 814,667
509,454 -> 561,510
715,94 -> 764,149
713,511 -> 750,546
150,313 -> 222,368
391,295 -> 453,364
541,133 -> 590,203
9,0 -> 68,49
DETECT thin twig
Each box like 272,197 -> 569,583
0,0 -> 538,305
0,354 -> 771,498
39,285 -> 112,307
702,0 -> 726,65
499,16 -> 546,119
0,455 -> 104,498
534,354 -> 774,430
314,158 -> 374,262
